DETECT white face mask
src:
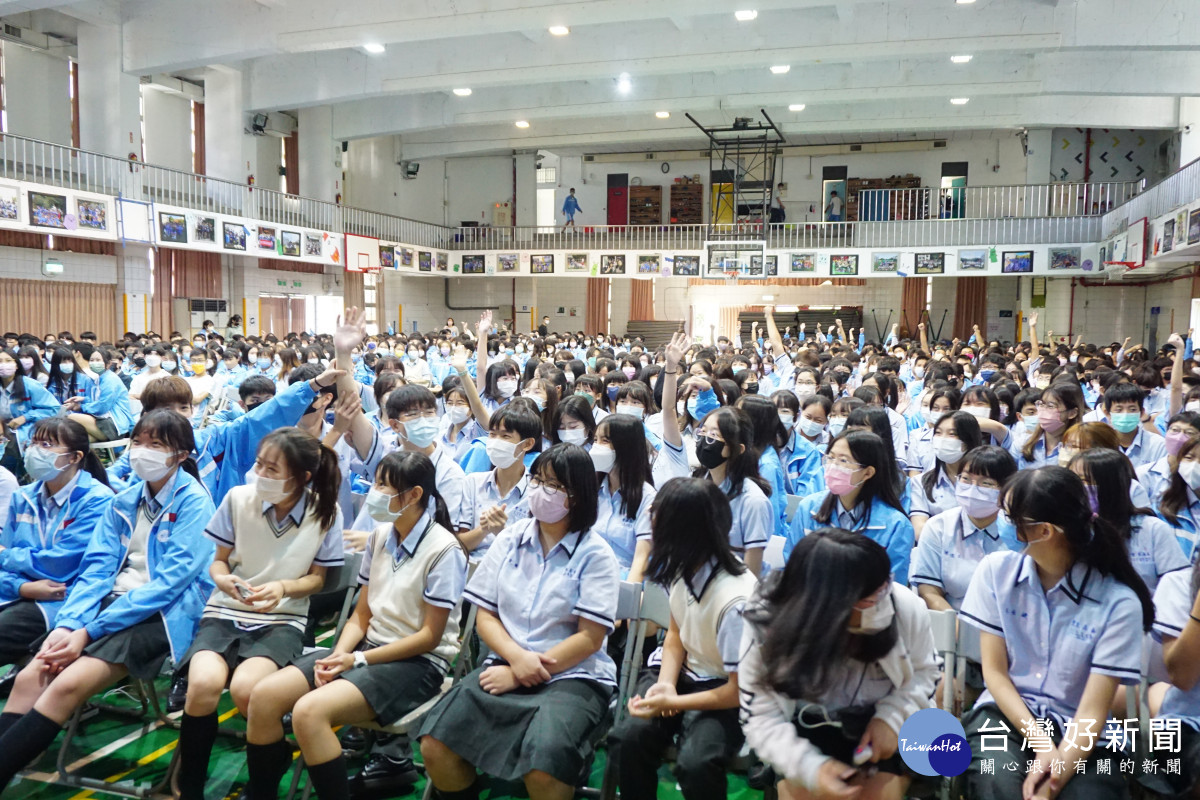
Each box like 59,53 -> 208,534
558,428 -> 587,446
932,436 -> 965,464
485,437 -> 522,469
365,487 -> 408,523
849,586 -> 895,634
590,444 -> 616,473
778,411 -> 795,428
794,385 -> 816,401
128,446 -> 177,482
798,416 -> 825,439
250,471 -> 292,505
1179,461 -> 1200,491
446,406 -> 471,425
144,354 -> 162,369
496,377 -> 518,398
615,403 -> 644,418
961,406 -> 990,419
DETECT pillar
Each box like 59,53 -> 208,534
1180,97 -> 1200,168
298,106 -> 340,203
514,153 -> 537,226
76,24 -> 142,159
203,68 -> 255,183
116,243 -> 153,334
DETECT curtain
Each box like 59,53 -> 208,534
151,248 -> 222,333
259,296 -> 291,336
0,279 -> 116,341
585,277 -> 609,335
343,270 -> 365,313
954,277 -> 988,342
284,131 -> 299,195
719,306 -> 747,342
259,257 -> 324,275
193,101 -> 206,175
900,277 -> 926,340
0,230 -> 115,255
630,279 -> 654,321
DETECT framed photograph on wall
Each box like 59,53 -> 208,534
1163,218 -> 1176,253
957,249 -> 987,271
638,255 -> 660,274
565,253 -> 588,272
748,255 -> 765,276
1189,209 -> 1200,245
790,253 -> 816,273
462,254 -> 486,274
673,255 -> 700,276
399,247 -> 414,267
158,212 -> 187,243
498,253 -> 518,272
436,252 -> 448,272
258,226 -> 277,250
830,254 -> 858,276
194,216 -> 216,242
379,245 -> 395,268
223,222 -> 246,250
0,184 -> 19,221
76,199 -> 108,231
1048,247 -> 1080,271
418,251 -> 432,271
28,191 -> 68,228
1001,250 -> 1033,274
914,252 -> 945,275
305,233 -> 322,256
766,255 -> 778,276
601,254 -> 625,275
531,254 -> 554,274
871,252 -> 899,273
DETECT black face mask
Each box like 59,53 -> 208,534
695,437 -> 728,470
133,356 -> 146,369
244,400 -> 265,413
744,383 -> 759,394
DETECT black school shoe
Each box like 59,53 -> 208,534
340,726 -> 369,758
166,673 -> 188,713
347,755 -> 421,799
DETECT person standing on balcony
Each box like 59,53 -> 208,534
825,191 -> 843,222
769,183 -> 786,224
562,188 -> 582,231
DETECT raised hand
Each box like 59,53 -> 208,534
334,307 -> 367,354
665,331 -> 691,369
478,310 -> 493,338
1027,311 -> 1039,327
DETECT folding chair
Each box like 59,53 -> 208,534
927,608 -> 960,713
763,536 -> 788,571
784,494 -> 803,525
92,438 -> 129,467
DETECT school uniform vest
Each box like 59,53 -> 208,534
204,486 -> 329,630
670,568 -> 757,680
366,520 -> 463,668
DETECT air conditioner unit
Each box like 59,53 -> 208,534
262,113 -> 297,139
0,24 -> 50,51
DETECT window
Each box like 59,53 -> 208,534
536,166 -> 557,184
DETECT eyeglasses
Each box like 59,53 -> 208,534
529,477 -> 568,496
958,474 -> 1001,490
821,454 -> 862,471
1034,401 -> 1063,412
697,433 -> 725,446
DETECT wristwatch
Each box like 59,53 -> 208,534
353,651 -> 368,669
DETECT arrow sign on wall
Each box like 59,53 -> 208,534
1075,153 -> 1083,164
1099,152 -> 1109,163
1110,166 -> 1119,177
1125,151 -> 1134,161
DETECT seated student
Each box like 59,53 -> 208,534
46,346 -> 90,406
1139,410 -> 1200,504
572,374 -> 609,423
959,466 -> 1154,800
786,431 -> 914,583
845,405 -> 912,515
1009,382 -> 1086,469
0,410 -> 216,787
183,348 -> 218,425
207,374 -> 278,425
589,413 -> 656,583
909,411 -> 982,540
243,451 -> 467,800
608,478 -> 754,800
613,381 -> 661,449
441,381 -> 483,462
959,385 -> 1013,450
62,346 -> 135,443
905,386 -> 961,476
0,419 -> 114,671
0,349 -> 61,462
737,395 -> 790,537
550,394 -> 597,449
740,529 -> 938,800
419,443 -> 619,800
772,391 -> 824,498
1102,382 -> 1168,468
174,428 -> 344,800
1155,435 -> 1200,561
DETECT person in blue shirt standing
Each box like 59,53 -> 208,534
561,187 -> 582,231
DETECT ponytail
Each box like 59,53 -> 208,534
256,427 -> 343,533
308,445 -> 341,531
177,454 -> 202,484
80,451 -> 111,488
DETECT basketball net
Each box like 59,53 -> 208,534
724,270 -> 740,287
1102,261 -> 1134,282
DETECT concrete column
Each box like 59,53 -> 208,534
76,24 -> 141,159
298,106 -> 340,202
1180,98 -> 1200,167
116,243 -> 153,334
203,68 -> 254,182
514,153 -> 536,226
1023,129 -> 1053,184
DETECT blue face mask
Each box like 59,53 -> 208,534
606,385 -> 620,401
978,368 -> 996,382
256,358 -> 272,370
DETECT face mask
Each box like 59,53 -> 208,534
485,437 -> 522,469
695,437 -> 728,470
574,391 -> 596,407
913,366 -> 926,379
1110,412 -> 1140,434
365,487 -> 407,523
615,403 -> 643,418
1188,401 -> 1200,414
401,417 -> 440,449
587,357 -> 597,369
144,354 -> 162,368
250,471 -> 292,505
307,357 -> 320,365
763,362 -> 773,374
978,369 -> 996,382
558,428 -> 587,446
527,484 -> 570,524
1084,484 -> 1100,515
133,356 -> 147,369
1019,414 -> 1039,432
606,385 -> 620,402
60,363 -> 75,375
496,378 -> 518,398
161,360 -> 176,372
257,358 -> 273,370
956,482 -> 1001,519
778,411 -> 795,428
828,417 -> 847,436
923,407 -> 941,426
794,385 -> 816,401
1038,405 -> 1066,434
446,406 -> 471,425
1166,430 -> 1192,457
1019,521 -> 1056,551
932,436 -> 965,464
1057,447 -> 1078,467
621,367 -> 636,380
440,347 -> 450,357
744,383 -> 759,395
24,447 -> 67,482
18,358 -> 33,371
90,360 -> 105,372
191,363 -> 207,376
849,589 -> 894,634
1179,461 -> 1200,491
590,444 -> 616,473
128,446 -> 177,482
799,416 -> 826,439
824,463 -> 863,496
1035,378 -> 1050,390
961,406 -> 989,420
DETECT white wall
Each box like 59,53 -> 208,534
0,245 -> 116,284
141,89 -> 193,172
4,46 -> 71,145
446,156 -> 512,226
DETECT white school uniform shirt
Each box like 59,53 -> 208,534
439,416 -> 483,463
908,468 -> 956,520
459,468 -> 531,560
906,426 -> 936,473
113,473 -> 178,594
0,466 -> 19,529
884,406 -> 910,469
350,441 -> 467,533
1119,426 -> 1168,469
1126,514 -> 1190,593
910,508 -> 1018,611
1138,456 -> 1172,506
960,551 -> 1144,730
1151,570 -> 1200,730
591,479 -> 655,574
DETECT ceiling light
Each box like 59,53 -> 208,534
735,9 -> 758,21
950,54 -> 972,63
548,25 -> 570,36
788,103 -> 806,111
452,88 -> 472,96
515,120 -> 530,128
770,65 -> 790,74
956,0 -> 976,4
363,43 -> 386,54
950,97 -> 970,105
617,73 -> 632,93
655,111 -> 670,119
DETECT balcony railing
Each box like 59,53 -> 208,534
1102,155 -> 1200,237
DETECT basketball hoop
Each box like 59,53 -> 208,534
1102,261 -> 1136,282
724,270 -> 741,287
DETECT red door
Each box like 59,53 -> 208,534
607,174 -> 628,227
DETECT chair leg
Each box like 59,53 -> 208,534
284,752 -> 308,800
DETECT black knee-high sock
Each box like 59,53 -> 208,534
0,711 -> 23,741
0,710 -> 63,785
432,779 -> 480,800
306,755 -> 349,800
245,739 -> 293,800
177,712 -> 219,800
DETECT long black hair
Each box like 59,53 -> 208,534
816,430 -> 905,523
1160,435 -> 1200,526
922,411 -> 982,501
595,413 -> 653,519
129,409 -> 201,483
550,395 -> 597,446
1071,449 -> 1150,542
646,478 -> 744,587
748,528 -> 897,698
30,417 -> 110,488
257,428 -> 341,531
376,450 -> 453,531
1004,466 -> 1154,630
693,406 -> 771,498
530,443 -> 599,533
737,394 -> 789,451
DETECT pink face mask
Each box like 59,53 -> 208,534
1037,405 -> 1065,434
824,464 -> 862,496
1166,430 -> 1192,457
527,484 -> 570,524
622,367 -> 637,379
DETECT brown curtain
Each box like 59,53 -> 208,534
0,279 -> 116,340
719,306 -> 746,341
585,277 -> 610,335
260,257 -> 324,275
687,277 -> 866,287
630,279 -> 654,321
193,101 -> 206,175
284,131 -> 299,195
343,270 -> 365,313
150,257 -> 173,336
259,296 -> 290,336
151,248 -> 222,333
900,277 -> 926,339
953,277 -> 988,341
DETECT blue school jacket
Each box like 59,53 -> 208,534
53,469 -> 216,663
758,448 -> 788,537
786,490 -> 915,581
781,431 -> 824,497
5,377 -> 61,446
80,370 -> 136,436
0,471 -> 115,623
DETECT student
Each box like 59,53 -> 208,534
174,429 -> 344,800
589,413 -> 656,583
0,410 -> 216,787
66,346 -> 136,442
960,466 -> 1154,800
740,529 -> 938,800
1102,382 -> 1168,468
128,345 -> 171,400
1138,410 -> 1200,503
207,374 -> 278,426
0,419 -> 114,669
184,348 -> 217,425
243,451 -> 467,800
773,391 -> 824,497
441,382 -> 483,462
1011,382 -> 1085,468
960,385 -> 1013,450
905,386 -> 960,475
15,345 -> 49,387
608,478 -> 754,800
457,404 -> 542,560
786,431 -> 914,582
737,395 -> 790,537
550,394 -> 597,448
0,349 -> 60,456
46,346 -> 89,406
419,443 -> 619,800
909,411 -> 982,540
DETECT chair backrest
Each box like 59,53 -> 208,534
638,582 -> 671,629
763,535 -> 788,571
319,551 -> 364,596
785,494 -> 803,524
615,580 -> 645,621
927,607 -> 959,712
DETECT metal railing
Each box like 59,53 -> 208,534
1102,155 -> 1200,237
767,217 -> 1101,250
447,224 -> 711,252
851,181 -> 1139,222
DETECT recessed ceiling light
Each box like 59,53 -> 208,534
950,54 -> 973,63
950,97 -> 970,105
956,0 -> 976,4
655,111 -> 670,119
770,65 -> 790,74
548,25 -> 570,36
452,88 -> 472,96
735,9 -> 758,21
617,73 -> 632,93
363,43 -> 386,54
788,103 -> 806,111
515,120 -> 530,128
